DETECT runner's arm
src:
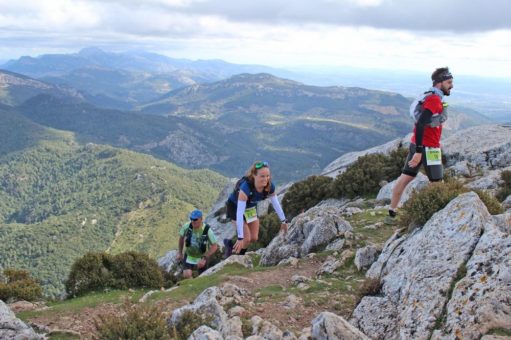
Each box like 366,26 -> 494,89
236,199 -> 247,240
415,109 -> 433,150
270,194 -> 287,222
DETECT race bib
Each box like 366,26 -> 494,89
425,147 -> 442,166
244,206 -> 258,223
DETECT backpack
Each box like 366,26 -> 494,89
409,91 -> 448,128
185,223 -> 211,254
232,176 -> 269,204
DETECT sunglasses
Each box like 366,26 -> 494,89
255,161 -> 269,169
190,218 -> 199,222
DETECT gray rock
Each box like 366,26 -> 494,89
443,124 -> 511,169
354,245 -> 379,271
351,193 -> 490,339
317,256 -> 343,276
200,255 -> 253,277
228,306 -> 246,318
311,312 -> 370,340
189,325 -> 224,340
432,212 -> 511,340
278,257 -> 299,267
205,179 -> 237,242
465,167 -> 510,190
283,294 -> 302,309
447,160 -> 473,177
260,204 -> 352,266
291,275 -> 312,286
251,315 -> 294,339
0,300 -> 43,339
326,238 -> 346,252
157,249 -> 180,273
221,316 -> 244,339
376,172 -> 429,207
168,284 -> 248,336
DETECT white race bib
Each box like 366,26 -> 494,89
425,147 -> 442,166
243,206 -> 258,223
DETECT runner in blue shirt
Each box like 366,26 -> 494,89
225,161 -> 288,255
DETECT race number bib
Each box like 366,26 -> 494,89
425,147 -> 442,166
244,207 -> 258,223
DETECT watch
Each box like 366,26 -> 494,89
415,145 -> 424,153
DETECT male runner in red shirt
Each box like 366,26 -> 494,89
385,67 -> 454,224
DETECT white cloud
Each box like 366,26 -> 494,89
0,0 -> 510,78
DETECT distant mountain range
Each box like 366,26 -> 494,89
1,69 -> 492,182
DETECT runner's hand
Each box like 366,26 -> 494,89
176,253 -> 183,262
233,240 -> 244,254
198,258 -> 207,269
280,223 -> 288,236
408,153 -> 422,168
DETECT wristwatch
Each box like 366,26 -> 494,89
415,145 -> 424,153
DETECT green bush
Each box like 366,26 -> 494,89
66,251 -> 164,297
282,175 -> 333,219
94,300 -> 170,340
331,148 -> 408,199
0,268 -> 43,302
497,170 -> 511,202
399,181 -> 504,230
248,212 -> 282,251
109,251 -> 164,290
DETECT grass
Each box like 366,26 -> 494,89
346,208 -> 398,246
17,289 -> 147,321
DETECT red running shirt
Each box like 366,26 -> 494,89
411,94 -> 443,147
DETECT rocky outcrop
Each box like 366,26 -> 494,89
443,124 -> 511,169
351,193 -> 493,339
0,300 -> 43,339
321,135 -> 411,178
157,249 -> 180,273
260,203 -> 353,266
189,325 -> 223,340
312,312 -> 369,340
376,172 -> 429,207
431,212 -> 511,339
168,283 -> 250,339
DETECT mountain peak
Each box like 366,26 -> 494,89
78,47 -> 108,57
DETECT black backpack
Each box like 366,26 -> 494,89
232,176 -> 269,204
185,223 -> 211,253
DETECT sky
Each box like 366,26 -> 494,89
1,0 -> 511,78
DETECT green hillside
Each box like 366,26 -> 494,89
0,138 -> 227,297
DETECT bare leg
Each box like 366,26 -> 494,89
248,219 -> 260,245
390,174 -> 416,210
183,269 -> 193,279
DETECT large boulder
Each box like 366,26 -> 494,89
443,124 -> 511,169
168,284 -> 250,339
205,178 -> 238,242
431,212 -> 511,339
321,135 -> 411,178
157,249 -> 180,273
0,300 -> 43,339
312,312 -> 369,340
351,192 -> 491,339
260,203 -> 353,266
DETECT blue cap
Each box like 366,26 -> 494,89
189,209 -> 203,220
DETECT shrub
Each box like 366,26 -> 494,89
170,310 -> 215,340
248,212 -> 281,251
109,251 -> 164,290
399,180 -> 504,230
66,251 -> 164,297
331,148 -> 408,199
94,300 -> 170,340
282,175 -> 333,219
0,268 -> 43,302
497,170 -> 511,202
355,277 -> 382,306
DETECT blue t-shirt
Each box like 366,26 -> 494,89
229,180 -> 275,208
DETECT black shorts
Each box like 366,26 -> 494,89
183,261 -> 197,270
402,143 -> 443,182
225,199 -> 247,222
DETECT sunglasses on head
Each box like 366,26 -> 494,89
255,161 -> 269,169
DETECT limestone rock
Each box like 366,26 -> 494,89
260,204 -> 352,266
0,300 -> 43,339
376,172 -> 429,207
311,312 -> 369,340
354,245 -> 379,271
351,193 -> 491,339
200,255 -> 253,277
